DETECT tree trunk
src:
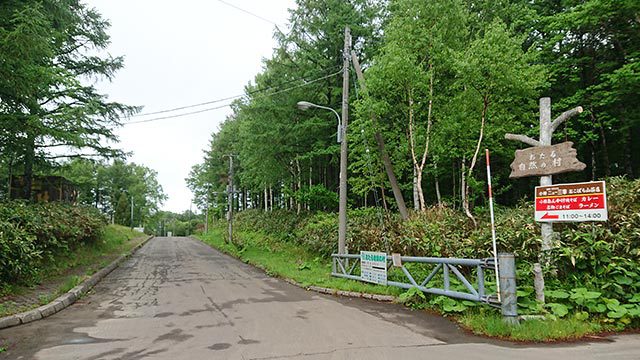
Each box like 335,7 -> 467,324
599,120 -> 611,177
23,134 -> 36,201
434,162 -> 442,208
591,140 -> 597,181
624,126 -> 634,177
416,169 -> 425,211
462,95 -> 488,227
591,109 -> 611,177
408,87 -> 420,211
407,84 -> 429,212
412,167 -> 419,210
7,156 -> 14,199
308,165 -> 312,210
264,187 -> 268,211
296,158 -> 301,215
461,157 -> 477,227
269,186 -> 274,211
242,188 -> 247,210
381,187 -> 388,212
416,62 -> 434,211
452,160 -> 457,209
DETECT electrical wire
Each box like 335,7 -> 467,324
126,104 -> 232,124
216,0 -> 281,27
124,68 -> 342,125
129,65 -> 341,118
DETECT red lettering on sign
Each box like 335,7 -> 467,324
535,194 -> 605,211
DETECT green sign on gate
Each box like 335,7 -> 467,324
360,251 -> 387,285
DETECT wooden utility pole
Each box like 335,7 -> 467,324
338,27 -> 351,255
505,97 -> 583,302
224,154 -> 236,244
350,51 -> 409,220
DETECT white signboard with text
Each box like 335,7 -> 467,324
535,181 -> 607,222
360,251 -> 387,285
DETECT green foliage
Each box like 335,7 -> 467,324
1,224 -> 144,316
0,201 -> 105,287
196,226 -> 400,296
228,177 -> 640,330
0,0 -> 138,200
460,312 -> 600,341
58,275 -> 81,293
60,158 -> 167,228
398,287 -> 427,310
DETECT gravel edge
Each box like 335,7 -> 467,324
0,235 -> 154,330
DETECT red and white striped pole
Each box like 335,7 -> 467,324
486,149 -> 501,301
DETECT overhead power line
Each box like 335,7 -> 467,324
124,69 -> 342,125
216,0 -> 281,26
125,104 -> 231,124
130,65 -> 341,118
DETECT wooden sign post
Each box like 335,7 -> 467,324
505,97 -> 583,303
509,141 -> 585,178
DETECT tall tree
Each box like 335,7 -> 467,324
0,0 -> 137,200
453,20 -> 545,225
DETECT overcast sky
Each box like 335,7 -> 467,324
86,0 -> 296,213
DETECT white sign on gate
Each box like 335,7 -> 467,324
360,251 -> 387,285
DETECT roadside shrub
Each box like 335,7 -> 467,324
231,177 -> 640,328
0,201 -> 106,287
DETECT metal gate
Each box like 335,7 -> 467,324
332,253 -> 499,304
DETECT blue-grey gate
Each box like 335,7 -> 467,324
331,253 -> 518,321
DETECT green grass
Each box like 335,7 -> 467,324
196,225 -> 608,342
197,228 -> 402,297
0,302 -> 26,317
0,225 -> 146,317
40,224 -> 144,277
460,311 -> 602,341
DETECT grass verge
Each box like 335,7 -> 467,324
459,311 -> 602,342
0,224 -> 147,317
197,225 -> 608,342
197,227 -> 401,296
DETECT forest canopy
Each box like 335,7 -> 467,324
188,0 -> 639,221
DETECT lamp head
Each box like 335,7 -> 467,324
297,101 -> 313,110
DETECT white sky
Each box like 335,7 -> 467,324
86,0 -> 296,213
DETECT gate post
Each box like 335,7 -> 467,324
498,253 -> 519,324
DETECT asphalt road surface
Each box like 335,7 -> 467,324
1,236 -> 638,359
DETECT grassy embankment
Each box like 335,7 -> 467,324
0,224 -> 146,317
198,227 -> 400,296
197,225 -> 603,342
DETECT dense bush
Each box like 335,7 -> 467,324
230,177 -> 640,328
0,201 -> 106,286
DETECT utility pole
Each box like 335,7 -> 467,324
351,51 -> 409,220
130,196 -> 134,230
205,196 -> 209,235
188,201 -> 192,236
224,154 -> 236,244
205,190 -> 218,235
338,26 -> 351,255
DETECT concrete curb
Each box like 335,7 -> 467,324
0,234 -> 154,330
191,236 -> 397,304
281,277 -> 395,302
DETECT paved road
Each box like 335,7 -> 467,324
1,237 -> 638,359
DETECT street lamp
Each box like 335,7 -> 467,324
296,101 -> 342,143
297,100 -> 347,255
